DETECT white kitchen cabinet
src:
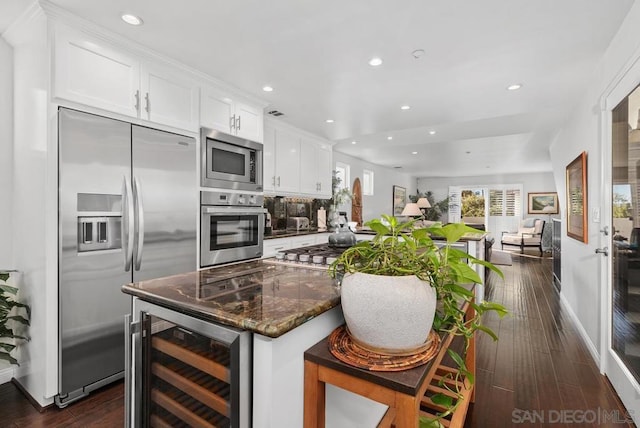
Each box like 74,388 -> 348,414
273,128 -> 301,193
201,86 -> 264,143
53,25 -> 199,131
140,63 -> 199,131
54,25 -> 140,118
263,238 -> 291,258
299,137 -> 332,198
264,118 -> 333,197
263,124 -> 276,193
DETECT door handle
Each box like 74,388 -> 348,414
134,90 -> 140,113
133,177 -> 145,271
600,226 -> 609,236
124,314 -> 131,428
595,247 -> 609,256
122,176 -> 135,271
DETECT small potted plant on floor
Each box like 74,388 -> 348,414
0,271 -> 30,366
329,215 -> 507,427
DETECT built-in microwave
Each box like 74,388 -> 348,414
200,191 -> 266,267
201,128 -> 263,192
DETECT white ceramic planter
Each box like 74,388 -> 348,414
340,272 -> 437,354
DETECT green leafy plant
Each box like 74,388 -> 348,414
329,215 -> 508,427
0,272 -> 30,366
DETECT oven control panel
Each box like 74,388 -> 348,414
201,190 -> 264,207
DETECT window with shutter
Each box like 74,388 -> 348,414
505,189 -> 521,217
489,190 -> 503,215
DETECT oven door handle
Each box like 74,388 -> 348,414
202,207 -> 267,215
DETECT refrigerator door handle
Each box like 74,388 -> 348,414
133,177 -> 145,271
122,176 -> 135,271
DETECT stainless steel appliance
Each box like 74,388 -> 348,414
266,243 -> 352,269
201,127 -> 263,191
200,190 -> 266,267
57,108 -> 197,407
126,298 -> 251,428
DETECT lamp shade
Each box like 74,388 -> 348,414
416,197 -> 431,208
401,203 -> 423,216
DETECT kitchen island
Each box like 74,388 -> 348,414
122,259 -> 388,427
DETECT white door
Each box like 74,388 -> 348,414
600,66 -> 640,424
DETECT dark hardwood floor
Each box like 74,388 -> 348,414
0,255 -> 635,427
465,254 -> 635,428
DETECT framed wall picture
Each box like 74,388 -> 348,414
392,185 -> 407,216
566,151 -> 588,243
528,192 -> 559,214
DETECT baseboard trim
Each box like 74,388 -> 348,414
12,378 -> 51,413
558,292 -> 601,366
0,367 -> 14,385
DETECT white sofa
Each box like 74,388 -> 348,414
501,218 -> 545,255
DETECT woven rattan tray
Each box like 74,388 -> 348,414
328,325 -> 441,371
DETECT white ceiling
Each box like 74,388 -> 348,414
4,0 -> 636,177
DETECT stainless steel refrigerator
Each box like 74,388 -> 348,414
57,108 -> 196,407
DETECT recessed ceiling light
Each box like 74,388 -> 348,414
466,151 -> 471,154
401,105 -> 411,110
351,141 -> 357,145
507,83 -> 522,91
325,119 -> 334,123
387,136 -> 393,140
429,130 -> 436,135
368,57 -> 383,67
412,151 -> 418,155
121,13 -> 143,26
412,49 -> 425,59
262,86 -> 273,92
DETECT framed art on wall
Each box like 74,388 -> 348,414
392,185 -> 407,216
528,192 -> 559,214
566,151 -> 588,243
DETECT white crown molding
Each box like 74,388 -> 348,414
35,0 -> 268,108
2,1 -> 45,45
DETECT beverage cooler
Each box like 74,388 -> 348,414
125,298 -> 252,427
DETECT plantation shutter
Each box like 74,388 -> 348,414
489,190 -> 503,216
505,189 -> 521,217
448,186 -> 461,223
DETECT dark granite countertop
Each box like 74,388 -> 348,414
121,260 -> 340,338
264,229 -> 328,239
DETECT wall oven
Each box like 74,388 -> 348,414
201,191 -> 266,267
201,128 -> 263,192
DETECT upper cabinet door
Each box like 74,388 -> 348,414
235,101 -> 263,143
299,139 -> 319,194
53,26 -> 140,118
200,86 -> 234,133
140,63 -> 200,132
274,129 -> 300,193
316,143 -> 332,198
263,124 -> 276,193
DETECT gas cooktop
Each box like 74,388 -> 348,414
264,243 -> 351,269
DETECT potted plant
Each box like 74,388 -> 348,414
0,271 -> 30,366
329,215 -> 507,427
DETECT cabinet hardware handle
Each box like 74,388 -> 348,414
272,176 -> 275,186
277,176 -> 281,186
230,115 -> 235,130
237,115 -> 241,131
134,90 -> 140,112
145,92 -> 150,114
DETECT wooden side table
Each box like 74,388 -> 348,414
303,301 -> 475,428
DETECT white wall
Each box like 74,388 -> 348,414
0,36 -> 14,378
333,151 -> 417,223
0,38 -> 13,268
549,0 -> 640,416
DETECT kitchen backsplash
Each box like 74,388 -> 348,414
264,196 -> 330,231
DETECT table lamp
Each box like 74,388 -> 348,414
542,205 -> 555,222
401,202 -> 423,217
